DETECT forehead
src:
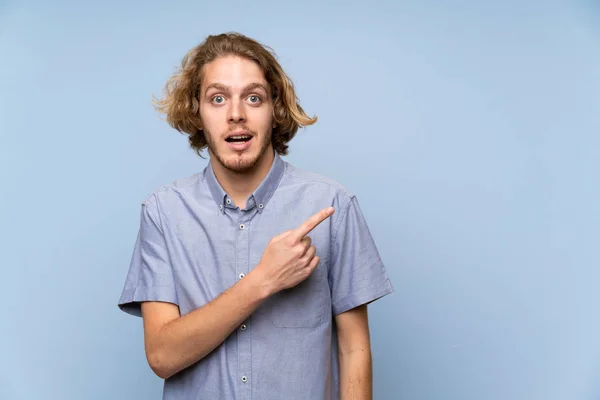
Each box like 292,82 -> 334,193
201,55 -> 268,88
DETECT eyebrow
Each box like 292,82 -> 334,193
204,82 -> 269,96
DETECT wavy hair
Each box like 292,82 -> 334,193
152,32 -> 317,157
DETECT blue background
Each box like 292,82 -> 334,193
1,1 -> 599,399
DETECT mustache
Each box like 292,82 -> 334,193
226,127 -> 255,135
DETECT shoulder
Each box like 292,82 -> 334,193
282,162 -> 356,208
140,171 -> 204,208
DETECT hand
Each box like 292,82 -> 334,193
255,207 -> 335,296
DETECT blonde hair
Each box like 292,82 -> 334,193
153,32 -> 317,156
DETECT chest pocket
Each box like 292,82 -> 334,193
268,261 -> 329,328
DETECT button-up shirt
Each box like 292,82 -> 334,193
118,151 -> 394,399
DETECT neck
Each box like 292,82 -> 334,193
210,147 -> 275,209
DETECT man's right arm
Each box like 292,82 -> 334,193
141,206 -> 335,380
141,270 -> 270,380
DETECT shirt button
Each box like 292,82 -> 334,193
219,205 -> 223,210
258,203 -> 263,209
240,324 -> 247,331
239,224 -> 245,230
241,376 -> 248,382
226,199 -> 232,205
239,273 -> 245,279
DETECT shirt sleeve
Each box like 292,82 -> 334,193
118,194 -> 178,317
329,195 -> 394,316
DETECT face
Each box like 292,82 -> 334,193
199,55 -> 274,173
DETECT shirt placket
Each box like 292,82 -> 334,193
236,209 -> 255,400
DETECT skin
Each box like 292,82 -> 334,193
141,55 -> 373,399
199,55 -> 275,209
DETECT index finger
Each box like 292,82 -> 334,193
292,207 -> 335,241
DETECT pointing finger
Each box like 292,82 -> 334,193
291,207 -> 334,242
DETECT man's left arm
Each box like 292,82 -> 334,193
329,194 -> 394,399
336,304 -> 372,400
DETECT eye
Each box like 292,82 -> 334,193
212,95 -> 225,104
247,95 -> 261,104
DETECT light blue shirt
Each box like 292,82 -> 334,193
118,151 -> 394,399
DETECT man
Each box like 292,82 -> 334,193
118,32 -> 394,400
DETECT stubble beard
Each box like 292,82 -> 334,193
204,128 -> 272,174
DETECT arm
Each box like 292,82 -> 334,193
141,271 -> 269,379
141,207 -> 335,379
336,304 -> 373,400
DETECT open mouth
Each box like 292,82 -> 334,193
225,134 -> 252,143
225,132 -> 254,151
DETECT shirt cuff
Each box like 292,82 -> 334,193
331,278 -> 394,316
118,285 -> 179,317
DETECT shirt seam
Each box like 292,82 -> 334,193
284,167 -> 354,197
330,258 -> 386,304
124,283 -> 174,289
330,194 -> 354,254
331,277 -> 393,315
139,194 -> 180,305
260,161 -> 287,208
149,194 -> 166,235
142,173 -> 203,206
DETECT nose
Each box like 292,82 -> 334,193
228,98 -> 246,124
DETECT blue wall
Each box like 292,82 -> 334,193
1,1 -> 598,399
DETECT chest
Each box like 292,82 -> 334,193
160,196 -> 334,316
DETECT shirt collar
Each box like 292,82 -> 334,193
205,150 -> 285,214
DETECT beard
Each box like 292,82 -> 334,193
204,126 -> 272,173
